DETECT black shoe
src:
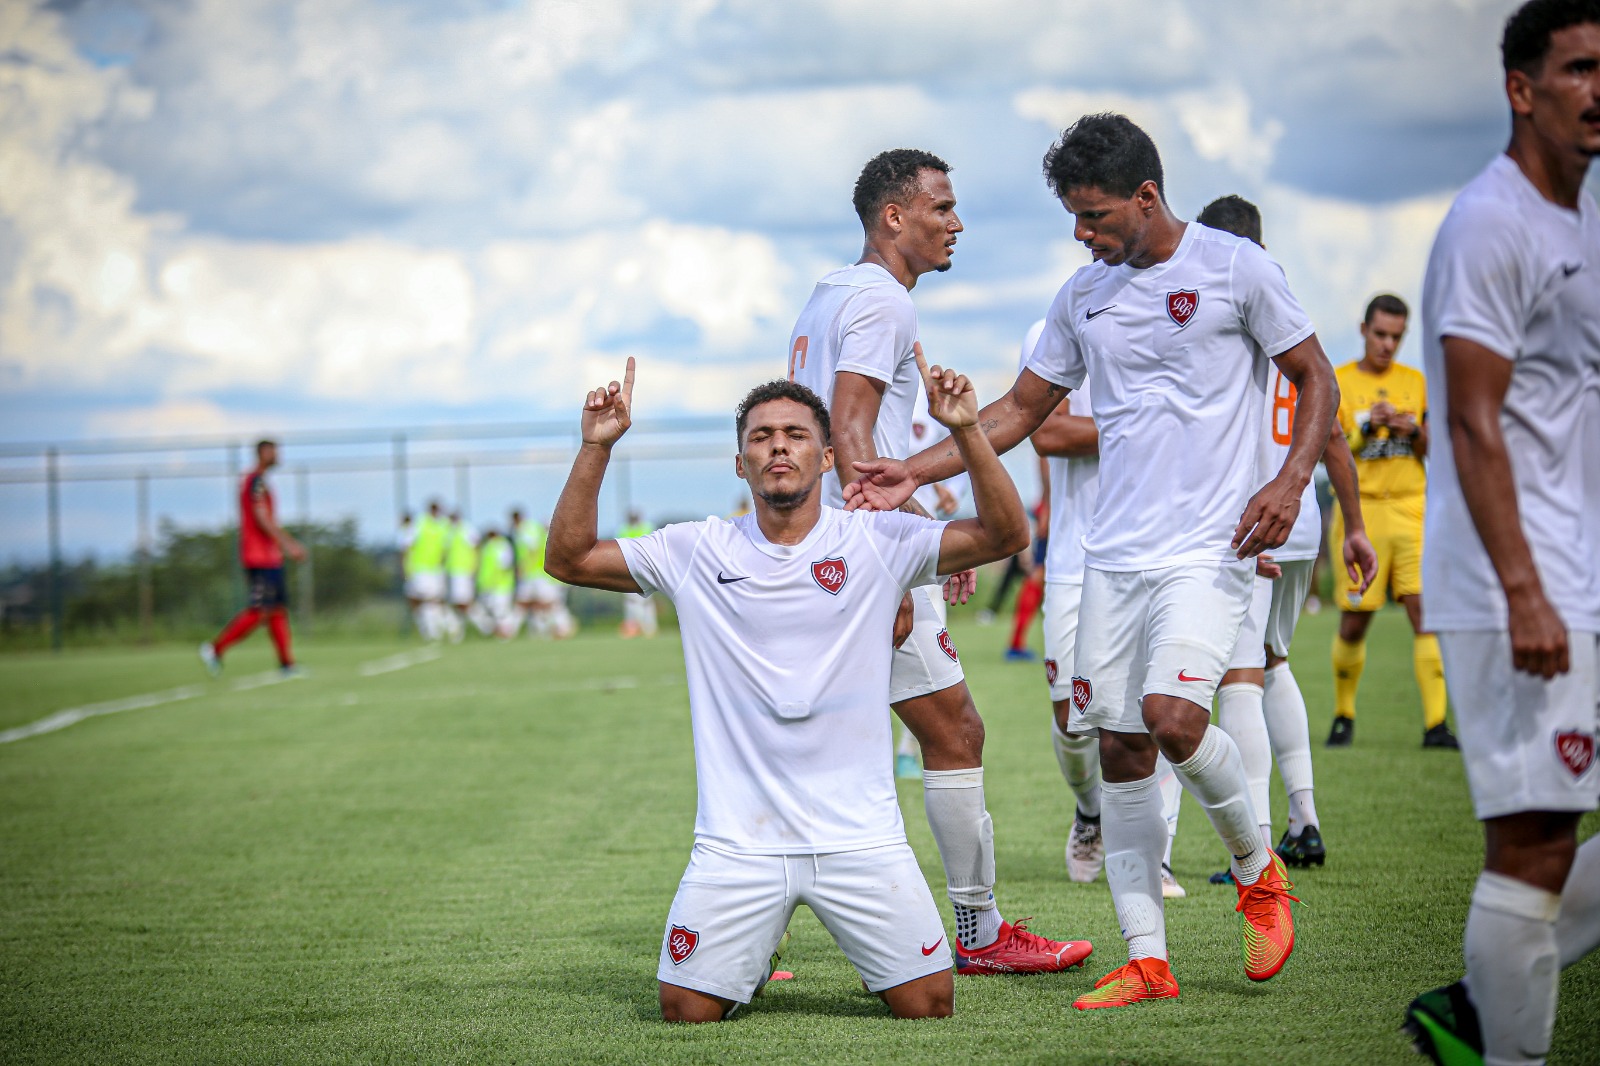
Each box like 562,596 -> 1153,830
1207,868 -> 1235,885
1326,715 -> 1354,747
1275,826 -> 1326,868
1423,723 -> 1460,750
1403,981 -> 1482,1065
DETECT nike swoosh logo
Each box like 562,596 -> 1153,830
921,936 -> 945,956
1563,262 -> 1582,278
1085,305 -> 1115,320
1177,670 -> 1212,683
716,572 -> 749,584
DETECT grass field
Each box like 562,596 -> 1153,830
2,605 -> 1596,1065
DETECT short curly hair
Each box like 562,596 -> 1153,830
1502,0 -> 1600,74
735,380 -> 832,446
1043,113 -> 1164,201
853,148 -> 951,228
1197,195 -> 1263,247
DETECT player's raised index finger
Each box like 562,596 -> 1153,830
622,356 -> 636,399
913,342 -> 934,393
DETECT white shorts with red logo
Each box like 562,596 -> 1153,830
1067,559 -> 1254,735
657,841 -> 949,1003
1043,580 -> 1084,703
1439,630 -> 1599,821
888,584 -> 965,704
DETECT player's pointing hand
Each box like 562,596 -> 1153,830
915,343 -> 978,430
582,356 -> 635,448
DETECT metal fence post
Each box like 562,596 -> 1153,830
47,447 -> 62,652
226,443 -> 242,607
392,433 -> 409,519
296,465 -> 313,635
137,471 -> 152,644
455,458 -> 470,519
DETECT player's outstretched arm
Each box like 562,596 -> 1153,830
913,352 -> 1030,574
1321,421 -> 1377,594
1235,334 -> 1339,557
845,366 -> 1066,512
545,358 -> 645,594
1442,336 -> 1568,679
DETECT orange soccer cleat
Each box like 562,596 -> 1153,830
954,918 -> 1093,975
1072,957 -> 1180,1009
1236,851 -> 1300,981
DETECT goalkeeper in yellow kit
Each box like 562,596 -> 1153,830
1327,294 -> 1457,750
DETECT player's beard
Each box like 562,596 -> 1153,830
757,482 -> 813,511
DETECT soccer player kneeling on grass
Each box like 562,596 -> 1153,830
546,353 -> 1086,1021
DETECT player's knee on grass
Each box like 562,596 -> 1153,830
658,982 -> 734,1023
1483,812 -> 1584,894
878,970 -> 954,1019
896,684 -> 985,770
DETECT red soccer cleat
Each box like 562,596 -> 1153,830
1073,957 -> 1180,1009
1236,851 -> 1300,981
954,918 -> 1093,975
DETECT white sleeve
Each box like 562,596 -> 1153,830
835,287 -> 917,384
1024,284 -> 1087,390
866,511 -> 948,590
1429,203 -> 1527,363
1233,242 -> 1316,358
616,521 -> 705,598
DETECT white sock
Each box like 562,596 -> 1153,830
1263,662 -> 1318,831
896,727 -> 920,759
1171,725 -> 1268,885
1051,722 -> 1101,818
1217,682 -> 1273,846
413,605 -> 435,640
1155,754 -> 1181,867
1558,835 -> 1600,969
1465,871 -> 1561,1066
1101,774 -> 1168,960
923,768 -> 1001,947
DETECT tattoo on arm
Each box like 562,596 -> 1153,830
981,418 -> 999,433
1045,383 -> 1066,399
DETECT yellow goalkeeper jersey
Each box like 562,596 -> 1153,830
1335,361 -> 1427,499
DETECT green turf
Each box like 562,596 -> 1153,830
1,607 -> 1595,1065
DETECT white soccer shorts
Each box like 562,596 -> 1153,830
657,842 -> 950,1003
1068,559 -> 1254,735
517,578 -> 563,606
448,574 -> 475,607
888,584 -> 966,704
1043,580 -> 1083,703
1440,630 -> 1599,821
1226,573 -> 1274,672
404,571 -> 445,601
1263,558 -> 1315,660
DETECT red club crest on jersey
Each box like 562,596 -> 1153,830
1072,676 -> 1092,711
812,557 -> 848,595
937,628 -> 959,662
668,925 -> 699,965
912,422 -> 927,439
1044,658 -> 1059,686
1555,731 -> 1596,778
1167,289 -> 1198,328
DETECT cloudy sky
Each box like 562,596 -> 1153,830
0,0 -> 1580,558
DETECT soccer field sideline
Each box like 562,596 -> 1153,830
1,609 -> 1595,1065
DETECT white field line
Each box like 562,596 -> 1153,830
356,647 -> 443,677
0,669 -> 282,745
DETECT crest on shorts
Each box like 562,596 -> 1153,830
1044,658 -> 1059,686
937,628 -> 959,662
1167,289 -> 1198,328
812,557 -> 848,595
1072,676 -> 1092,712
1555,730 -> 1596,779
668,925 -> 699,965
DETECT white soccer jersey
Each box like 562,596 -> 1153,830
1259,362 -> 1322,562
789,263 -> 923,507
1019,318 -> 1100,584
1026,224 -> 1315,571
909,389 -> 971,516
1421,154 -> 1600,633
618,507 -> 947,853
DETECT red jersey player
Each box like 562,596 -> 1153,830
200,439 -> 307,676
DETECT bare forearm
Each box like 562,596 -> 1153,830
1031,415 -> 1098,458
547,443 -> 611,579
1321,428 -> 1364,532
909,386 -> 1047,487
952,424 -> 1029,556
831,423 -> 878,490
1451,418 -> 1544,601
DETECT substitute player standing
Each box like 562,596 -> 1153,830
845,114 -> 1336,1007
199,439 -> 306,677
545,355 -> 1088,1021
1404,3 -> 1600,1063
1326,294 -> 1458,750
789,149 -> 1082,972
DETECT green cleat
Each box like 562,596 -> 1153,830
1403,982 -> 1483,1066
